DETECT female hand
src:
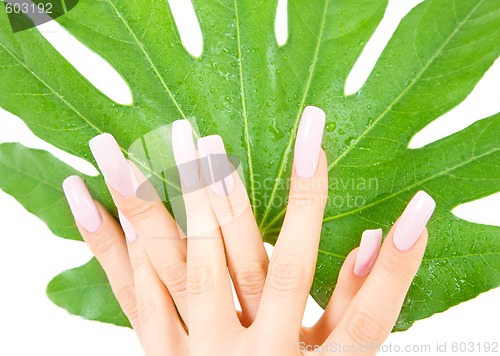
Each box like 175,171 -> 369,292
62,106 -> 435,355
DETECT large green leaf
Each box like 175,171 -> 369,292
0,0 -> 499,331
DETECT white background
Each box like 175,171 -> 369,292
1,0 -> 499,355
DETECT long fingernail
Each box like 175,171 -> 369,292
62,176 -> 102,233
172,120 -> 200,189
198,135 -> 234,196
294,106 -> 326,178
393,191 -> 436,251
119,211 -> 137,243
354,229 -> 382,277
89,133 -> 135,197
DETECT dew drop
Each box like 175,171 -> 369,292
269,124 -> 284,140
344,136 -> 355,146
326,122 -> 336,132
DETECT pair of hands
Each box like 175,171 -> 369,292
62,106 -> 436,355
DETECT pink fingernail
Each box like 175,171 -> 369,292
198,135 -> 234,196
119,211 -> 137,243
172,120 -> 200,189
62,176 -> 102,233
89,133 -> 135,197
393,191 -> 436,251
294,106 -> 326,178
353,229 -> 382,277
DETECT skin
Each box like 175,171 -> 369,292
77,150 -> 428,355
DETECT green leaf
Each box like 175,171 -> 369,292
0,0 -> 499,330
0,142 -> 111,240
47,257 -> 130,327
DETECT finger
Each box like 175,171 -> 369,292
172,127 -> 240,347
254,106 -> 327,349
325,191 -> 435,355
310,229 -> 382,344
62,176 -> 140,333
175,120 -> 267,327
89,133 -> 189,325
193,128 -> 267,327
211,172 -> 268,327
127,233 -> 187,355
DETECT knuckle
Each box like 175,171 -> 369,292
288,190 -> 320,209
233,262 -> 267,297
288,178 -> 327,210
187,264 -> 215,297
138,295 -> 157,327
184,193 -> 211,215
268,254 -> 306,296
130,251 -> 149,271
157,259 -> 187,295
116,285 -> 138,321
347,309 -> 387,345
123,200 -> 159,225
219,196 -> 250,218
91,234 -> 117,259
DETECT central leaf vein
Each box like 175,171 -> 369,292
234,0 -> 256,212
259,0 -> 331,229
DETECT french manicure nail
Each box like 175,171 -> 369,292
198,135 -> 234,196
393,191 -> 436,251
89,133 -> 135,197
172,120 -> 200,189
119,210 -> 137,243
63,176 -> 102,233
294,106 -> 326,178
354,229 -> 382,277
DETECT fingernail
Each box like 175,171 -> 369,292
393,191 -> 436,251
62,176 -> 102,233
198,135 -> 234,196
354,229 -> 382,277
89,133 -> 135,197
119,211 -> 137,243
172,120 -> 200,189
294,106 -> 326,178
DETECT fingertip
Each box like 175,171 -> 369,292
353,229 -> 382,277
172,120 -> 200,189
62,175 -> 102,234
89,132 -> 135,197
316,149 -> 328,175
287,151 -> 328,213
337,247 -> 360,280
393,191 -> 435,251
294,107 -> 326,178
198,135 -> 234,196
127,160 -> 161,203
84,201 -> 117,237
